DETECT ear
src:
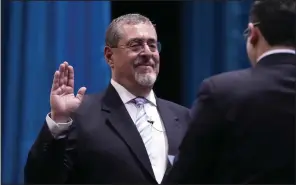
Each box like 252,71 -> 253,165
248,23 -> 259,46
104,46 -> 114,68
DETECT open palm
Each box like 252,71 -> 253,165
50,62 -> 86,119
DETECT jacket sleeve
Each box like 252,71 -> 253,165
24,117 -> 77,184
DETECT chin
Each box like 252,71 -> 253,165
134,72 -> 157,87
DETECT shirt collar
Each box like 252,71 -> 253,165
257,49 -> 295,62
110,79 -> 157,106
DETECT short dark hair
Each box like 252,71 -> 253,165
105,13 -> 153,48
249,0 -> 296,47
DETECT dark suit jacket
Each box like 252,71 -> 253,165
165,53 -> 295,184
24,84 -> 189,184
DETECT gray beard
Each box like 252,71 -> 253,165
134,72 -> 157,87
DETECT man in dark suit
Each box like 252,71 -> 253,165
165,0 -> 295,184
24,13 -> 189,184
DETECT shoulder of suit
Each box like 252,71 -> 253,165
206,68 -> 251,84
200,68 -> 253,99
201,68 -> 252,90
157,98 -> 189,111
82,93 -> 104,104
75,92 -> 105,114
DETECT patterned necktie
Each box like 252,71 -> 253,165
133,97 -> 154,165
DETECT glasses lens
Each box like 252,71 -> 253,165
243,28 -> 250,39
157,42 -> 162,52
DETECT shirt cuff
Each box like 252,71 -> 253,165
46,113 -> 73,139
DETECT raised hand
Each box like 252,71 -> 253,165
50,61 -> 86,122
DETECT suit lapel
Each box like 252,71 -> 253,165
101,84 -> 155,180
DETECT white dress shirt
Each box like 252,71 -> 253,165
46,79 -> 168,184
257,48 -> 295,62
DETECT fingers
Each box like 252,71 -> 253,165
76,87 -> 87,101
58,61 -> 69,86
67,65 -> 74,88
51,71 -> 61,93
52,61 -> 75,95
64,64 -> 69,86
59,62 -> 65,86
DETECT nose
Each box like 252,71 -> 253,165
139,43 -> 153,57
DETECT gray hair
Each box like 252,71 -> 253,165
105,13 -> 153,47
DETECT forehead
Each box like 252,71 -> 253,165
119,23 -> 157,43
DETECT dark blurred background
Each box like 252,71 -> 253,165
2,1 -> 252,183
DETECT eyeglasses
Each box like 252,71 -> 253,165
112,41 -> 162,53
243,22 -> 260,39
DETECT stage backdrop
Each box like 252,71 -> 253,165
181,1 -> 253,107
2,1 -> 111,183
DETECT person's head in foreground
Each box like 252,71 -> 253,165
104,13 -> 161,96
245,0 -> 296,66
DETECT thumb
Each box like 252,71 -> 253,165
76,87 -> 87,101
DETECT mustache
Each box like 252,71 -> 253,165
133,58 -> 157,68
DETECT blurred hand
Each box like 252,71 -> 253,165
50,61 -> 86,122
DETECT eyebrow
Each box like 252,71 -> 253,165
127,38 -> 157,44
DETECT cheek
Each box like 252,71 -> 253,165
154,55 -> 160,69
119,58 -> 137,74
246,42 -> 256,63
246,41 -> 252,53
114,53 -> 132,67
154,53 -> 160,61
246,42 -> 250,53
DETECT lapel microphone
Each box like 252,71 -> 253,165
147,116 -> 154,125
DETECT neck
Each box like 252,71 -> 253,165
128,84 -> 152,97
113,77 -> 152,97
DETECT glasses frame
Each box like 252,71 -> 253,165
111,41 -> 162,53
243,22 -> 260,39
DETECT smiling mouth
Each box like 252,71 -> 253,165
135,64 -> 154,68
